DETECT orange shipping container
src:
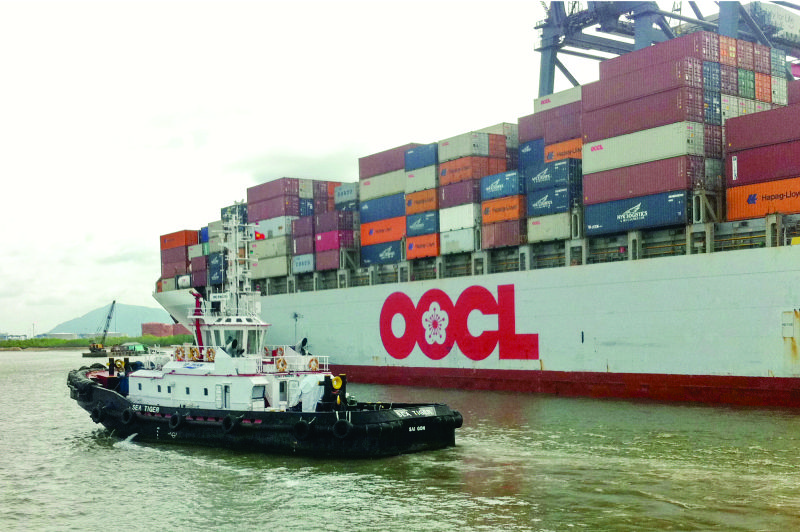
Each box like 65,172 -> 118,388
755,72 -> 772,103
439,156 -> 506,186
405,189 -> 438,215
726,176 -> 800,220
406,233 -> 440,259
326,181 -> 342,197
481,195 -> 527,224
160,230 -> 199,251
544,138 -> 583,162
719,35 -> 737,66
360,216 -> 406,246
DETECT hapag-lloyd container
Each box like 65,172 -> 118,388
439,227 -> 477,255
405,165 -> 438,194
726,140 -> 800,187
439,156 -> 505,186
438,179 -> 481,209
582,122 -> 704,174
292,216 -> 314,237
315,230 -> 356,252
359,169 -> 406,201
405,188 -> 438,215
247,177 -> 299,204
250,216 -> 297,240
726,176 -> 800,220
360,240 -> 403,266
360,216 -> 406,246
482,195 -> 526,224
584,191 -> 688,236
160,230 -> 198,251
725,106 -> 800,152
404,143 -> 438,171
251,256 -> 290,279
581,57 -> 703,112
544,138 -> 582,163
439,203 -> 481,232
291,254 -> 314,274
249,236 -> 291,259
480,170 -> 525,201
481,219 -> 526,249
406,233 -> 439,260
247,195 -> 300,221
533,85 -> 582,113
315,210 -> 355,233
359,143 -> 421,180
292,235 -> 314,256
359,193 -> 405,224
582,87 -> 704,142
583,155 -> 706,205
599,31 -> 718,79
406,211 -> 439,237
527,212 -> 573,243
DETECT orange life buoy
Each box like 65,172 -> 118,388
175,346 -> 185,361
308,357 -> 319,371
190,347 -> 200,361
276,346 -> 284,357
276,357 -> 288,372
207,348 -> 215,362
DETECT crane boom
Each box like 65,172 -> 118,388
100,300 -> 116,345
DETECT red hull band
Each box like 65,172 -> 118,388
331,365 -> 800,408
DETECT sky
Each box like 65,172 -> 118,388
0,0 -> 617,335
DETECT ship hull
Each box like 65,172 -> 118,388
156,245 -> 800,407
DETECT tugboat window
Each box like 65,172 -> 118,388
167,386 -> 172,393
158,385 -> 162,393
251,385 -> 265,399
204,388 -> 208,396
186,387 -> 190,395
138,383 -> 142,390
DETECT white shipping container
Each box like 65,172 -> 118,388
405,165 -> 438,193
208,236 -> 223,254
439,203 -> 481,232
527,212 -> 572,243
721,95 -> 740,122
438,132 -> 490,163
298,179 -> 313,199
440,228 -> 477,255
252,256 -> 290,278
207,220 -> 224,236
533,86 -> 582,113
161,277 -> 176,291
334,182 -> 359,204
754,101 -> 773,113
250,236 -> 291,259
582,121 -> 705,174
772,75 -> 788,105
359,169 -> 406,201
477,122 -> 520,149
249,216 -> 298,240
291,254 -> 315,274
188,243 -> 204,260
176,274 -> 191,289
738,98 -> 756,116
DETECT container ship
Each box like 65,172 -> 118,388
154,2 -> 800,407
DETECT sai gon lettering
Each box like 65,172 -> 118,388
379,284 -> 538,361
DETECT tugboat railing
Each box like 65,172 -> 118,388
260,354 -> 330,374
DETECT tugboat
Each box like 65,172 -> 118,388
67,215 -> 462,457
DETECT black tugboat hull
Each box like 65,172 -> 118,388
68,368 -> 462,458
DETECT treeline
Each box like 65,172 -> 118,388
0,335 -> 194,350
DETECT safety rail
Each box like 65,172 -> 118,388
261,353 -> 330,374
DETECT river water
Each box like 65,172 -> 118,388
2,350 -> 800,531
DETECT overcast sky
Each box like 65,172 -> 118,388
0,0 -> 614,335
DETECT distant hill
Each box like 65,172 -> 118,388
48,303 -> 173,338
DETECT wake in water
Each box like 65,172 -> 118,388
112,433 -> 140,451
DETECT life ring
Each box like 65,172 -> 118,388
276,357 -> 288,372
114,359 -> 125,371
308,357 -> 319,371
190,347 -> 200,361
175,346 -> 185,361
276,346 -> 284,357
206,348 -> 215,362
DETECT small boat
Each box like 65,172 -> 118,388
67,215 -> 462,457
110,342 -> 149,356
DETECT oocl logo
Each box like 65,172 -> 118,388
379,285 -> 538,361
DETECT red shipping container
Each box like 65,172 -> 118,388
599,31 -> 718,79
247,195 -> 300,221
725,105 -> 800,152
313,180 -> 329,199
583,156 -> 705,205
720,35 -> 737,66
326,181 -> 342,197
161,260 -> 189,278
438,179 -> 481,209
405,188 -> 438,215
755,72 -> 772,103
314,230 -> 355,252
726,139 -> 800,187
439,157 -> 505,186
161,245 -> 188,264
160,230 -> 198,251
789,81 -> 800,105
737,39 -> 754,70
292,235 -> 315,256
481,195 -> 526,224
314,210 -> 354,233
583,58 -> 703,112
704,125 -> 723,159
753,43 -> 771,74
247,178 -> 299,204
359,143 -> 422,180
582,87 -> 704,142
406,233 -> 439,260
361,216 -> 406,246
292,216 -> 314,237
481,220 -> 527,249
488,133 -> 507,158
191,270 -> 206,288
720,64 -> 739,95
518,104 -> 582,145
191,255 -> 207,273
315,249 -> 340,271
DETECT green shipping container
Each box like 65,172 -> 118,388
738,69 -> 755,99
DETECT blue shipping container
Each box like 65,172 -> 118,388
208,252 -> 225,285
299,198 -> 314,217
406,211 -> 439,237
518,139 -> 545,180
585,190 -> 688,236
405,143 -> 438,171
361,240 -> 403,266
703,90 -> 721,126
481,170 -> 525,201
526,185 -> 576,217
199,226 -> 209,243
335,200 -> 359,212
359,192 -> 405,224
702,61 -> 721,92
528,158 -> 582,191
292,254 -> 315,274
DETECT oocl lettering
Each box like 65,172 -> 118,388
590,144 -> 604,152
379,285 -> 538,361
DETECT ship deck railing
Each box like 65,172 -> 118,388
261,349 -> 330,374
